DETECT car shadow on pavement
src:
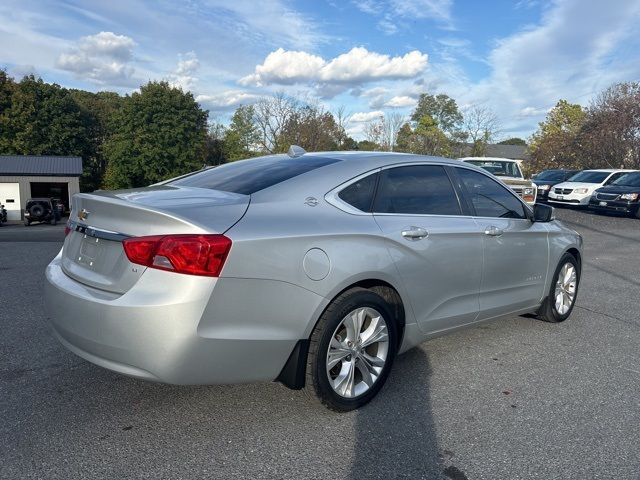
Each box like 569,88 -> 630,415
350,348 -> 462,480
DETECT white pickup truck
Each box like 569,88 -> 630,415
460,157 -> 537,205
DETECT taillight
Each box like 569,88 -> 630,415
64,221 -> 72,236
122,234 -> 232,277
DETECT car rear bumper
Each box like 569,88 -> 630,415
45,252 -> 325,385
588,199 -> 639,215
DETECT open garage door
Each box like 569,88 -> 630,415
0,183 -> 21,221
30,182 -> 70,213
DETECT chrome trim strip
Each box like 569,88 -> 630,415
68,220 -> 131,242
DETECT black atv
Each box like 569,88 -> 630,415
24,198 -> 61,226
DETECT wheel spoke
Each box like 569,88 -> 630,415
360,316 -> 388,348
327,349 -> 350,370
356,360 -> 374,387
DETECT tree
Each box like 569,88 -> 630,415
462,105 -> 501,156
223,105 -> 259,161
205,122 -> 227,166
70,90 -> 124,191
529,99 -> 586,171
253,92 -> 298,154
498,137 -> 527,146
0,75 -> 92,159
363,112 -> 407,151
279,102 -> 346,152
411,93 -> 463,134
579,82 -> 640,169
395,123 -> 414,153
103,81 -> 208,189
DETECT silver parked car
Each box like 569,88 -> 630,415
45,150 -> 583,411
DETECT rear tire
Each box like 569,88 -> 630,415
537,253 -> 580,323
24,219 -> 30,226
305,288 -> 398,412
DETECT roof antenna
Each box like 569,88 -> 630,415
287,145 -> 306,158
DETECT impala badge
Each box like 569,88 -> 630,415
78,208 -> 90,221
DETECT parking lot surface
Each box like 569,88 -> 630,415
1,209 -> 639,479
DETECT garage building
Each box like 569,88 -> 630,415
0,155 -> 82,221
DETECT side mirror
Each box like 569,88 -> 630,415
533,203 -> 554,222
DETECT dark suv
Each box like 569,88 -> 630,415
24,198 -> 61,226
533,169 -> 579,202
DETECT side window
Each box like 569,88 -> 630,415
456,168 -> 527,219
372,165 -> 462,216
338,173 -> 378,212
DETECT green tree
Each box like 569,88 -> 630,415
103,81 -> 208,189
411,93 -> 463,134
529,99 -> 586,170
70,90 -> 124,191
223,104 -> 259,161
0,75 -> 91,159
394,123 -> 414,153
498,137 -> 527,146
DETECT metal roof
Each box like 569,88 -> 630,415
0,155 -> 83,176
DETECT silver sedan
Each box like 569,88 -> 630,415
45,150 -> 582,411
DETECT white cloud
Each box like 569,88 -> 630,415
377,16 -> 398,35
353,0 -> 453,29
56,31 -> 137,86
350,111 -> 384,122
196,90 -> 260,110
518,106 -> 549,117
384,95 -> 417,107
240,47 -> 428,87
391,0 -> 453,22
168,51 -> 200,90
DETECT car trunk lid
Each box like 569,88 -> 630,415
61,186 -> 248,294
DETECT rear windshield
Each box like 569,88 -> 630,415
567,171 -> 610,183
464,160 -> 522,178
612,172 -> 640,187
170,155 -> 340,195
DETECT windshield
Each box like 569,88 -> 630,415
567,171 -> 610,183
612,172 -> 640,187
464,160 -> 522,178
170,155 -> 340,194
535,170 -> 568,181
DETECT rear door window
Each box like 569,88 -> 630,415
372,165 -> 462,215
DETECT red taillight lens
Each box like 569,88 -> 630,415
64,221 -> 72,236
122,234 -> 232,277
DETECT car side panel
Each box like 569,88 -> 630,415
221,199 -> 419,339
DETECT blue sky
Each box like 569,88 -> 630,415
2,0 -> 640,140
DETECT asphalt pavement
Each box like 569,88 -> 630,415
1,208 -> 639,479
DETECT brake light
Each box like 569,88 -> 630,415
64,221 -> 72,236
122,234 -> 232,277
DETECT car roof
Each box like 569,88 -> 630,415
459,157 -> 519,163
304,151 -> 463,167
582,169 -> 636,173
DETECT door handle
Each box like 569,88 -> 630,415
484,225 -> 504,237
401,226 -> 429,241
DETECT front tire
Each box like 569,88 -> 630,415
537,253 -> 580,323
305,288 -> 398,412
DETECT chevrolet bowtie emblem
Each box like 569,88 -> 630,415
78,208 -> 90,221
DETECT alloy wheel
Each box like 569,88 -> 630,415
554,262 -> 577,315
326,307 -> 389,398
